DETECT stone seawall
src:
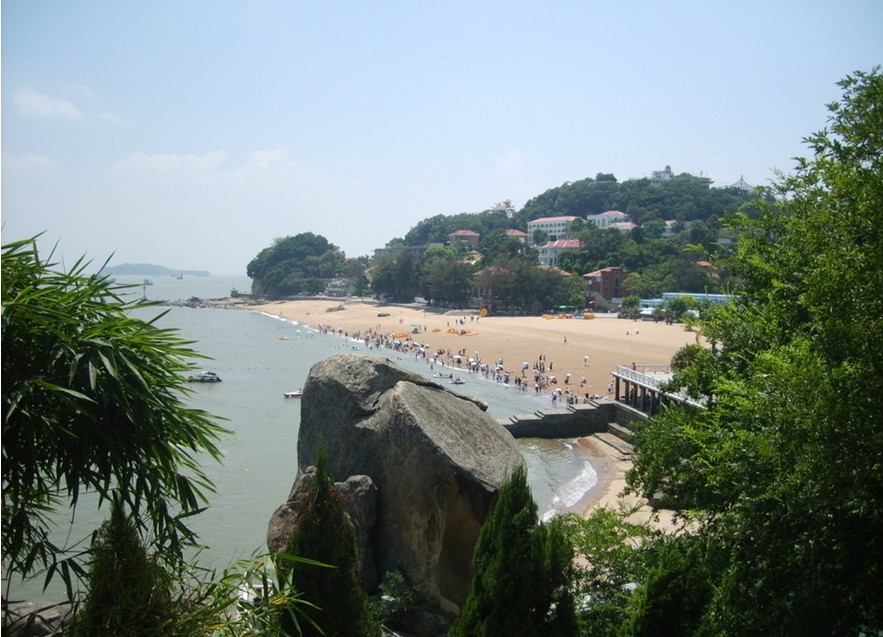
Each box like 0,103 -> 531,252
501,401 -> 624,439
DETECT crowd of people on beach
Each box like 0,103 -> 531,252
314,321 -> 609,406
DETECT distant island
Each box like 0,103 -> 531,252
101,263 -> 211,277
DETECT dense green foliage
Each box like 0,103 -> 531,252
371,173 -> 758,306
248,174 -> 758,306
402,206 -> 515,246
72,500 -> 176,637
247,232 -> 346,296
370,251 -> 421,303
1,238 -> 229,597
514,171 -> 757,228
451,465 -> 578,637
475,258 -> 585,314
626,68 -> 883,634
275,449 -> 381,637
419,247 -> 475,305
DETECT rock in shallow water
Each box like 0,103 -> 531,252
269,353 -> 524,617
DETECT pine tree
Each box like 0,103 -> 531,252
72,499 -> 175,637
451,465 -> 578,637
276,448 -> 380,637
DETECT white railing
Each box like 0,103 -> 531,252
616,364 -> 671,388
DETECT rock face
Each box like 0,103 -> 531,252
269,354 -> 524,617
267,467 -> 379,588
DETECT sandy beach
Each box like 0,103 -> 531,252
231,297 -> 698,522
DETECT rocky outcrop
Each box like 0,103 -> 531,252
3,601 -> 74,636
268,354 -> 524,619
267,468 -> 379,587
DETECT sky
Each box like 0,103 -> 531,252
3,2 -> 882,275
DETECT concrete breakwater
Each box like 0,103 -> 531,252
500,400 -> 639,452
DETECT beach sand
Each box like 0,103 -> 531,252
234,297 -> 697,522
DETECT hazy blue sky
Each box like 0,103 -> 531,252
3,2 -> 882,274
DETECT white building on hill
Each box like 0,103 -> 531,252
526,215 -> 579,246
586,210 -> 629,229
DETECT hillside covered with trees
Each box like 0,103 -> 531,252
246,171 -> 764,308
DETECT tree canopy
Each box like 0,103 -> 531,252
247,232 -> 345,296
626,68 -> 883,634
451,465 -> 577,637
276,449 -> 380,637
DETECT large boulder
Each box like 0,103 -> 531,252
269,354 -> 524,617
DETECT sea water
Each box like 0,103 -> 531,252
7,275 -> 597,600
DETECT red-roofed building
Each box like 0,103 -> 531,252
610,221 -> 638,233
448,229 -> 481,249
538,239 -> 582,266
504,229 -> 529,243
526,215 -> 579,246
583,266 -> 629,302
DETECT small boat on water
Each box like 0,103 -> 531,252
187,371 -> 222,383
451,378 -> 466,385
283,389 -> 303,398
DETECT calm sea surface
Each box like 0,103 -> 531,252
9,275 -> 597,600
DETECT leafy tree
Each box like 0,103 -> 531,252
370,251 -> 419,302
1,238 -> 229,598
402,209 -> 513,246
369,253 -> 397,300
340,256 -> 370,296
276,448 -> 380,637
476,259 -> 581,314
627,69 -> 883,635
563,508 -> 655,637
247,233 -> 345,296
393,251 -> 419,302
420,251 -> 474,305
570,217 -> 587,234
622,535 -> 716,637
620,295 -> 641,317
477,229 -> 537,265
450,466 -> 578,637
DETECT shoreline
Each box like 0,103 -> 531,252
210,296 -> 692,523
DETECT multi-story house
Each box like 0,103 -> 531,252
526,215 -> 579,246
583,266 -> 629,302
537,239 -> 582,266
586,210 -> 629,229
